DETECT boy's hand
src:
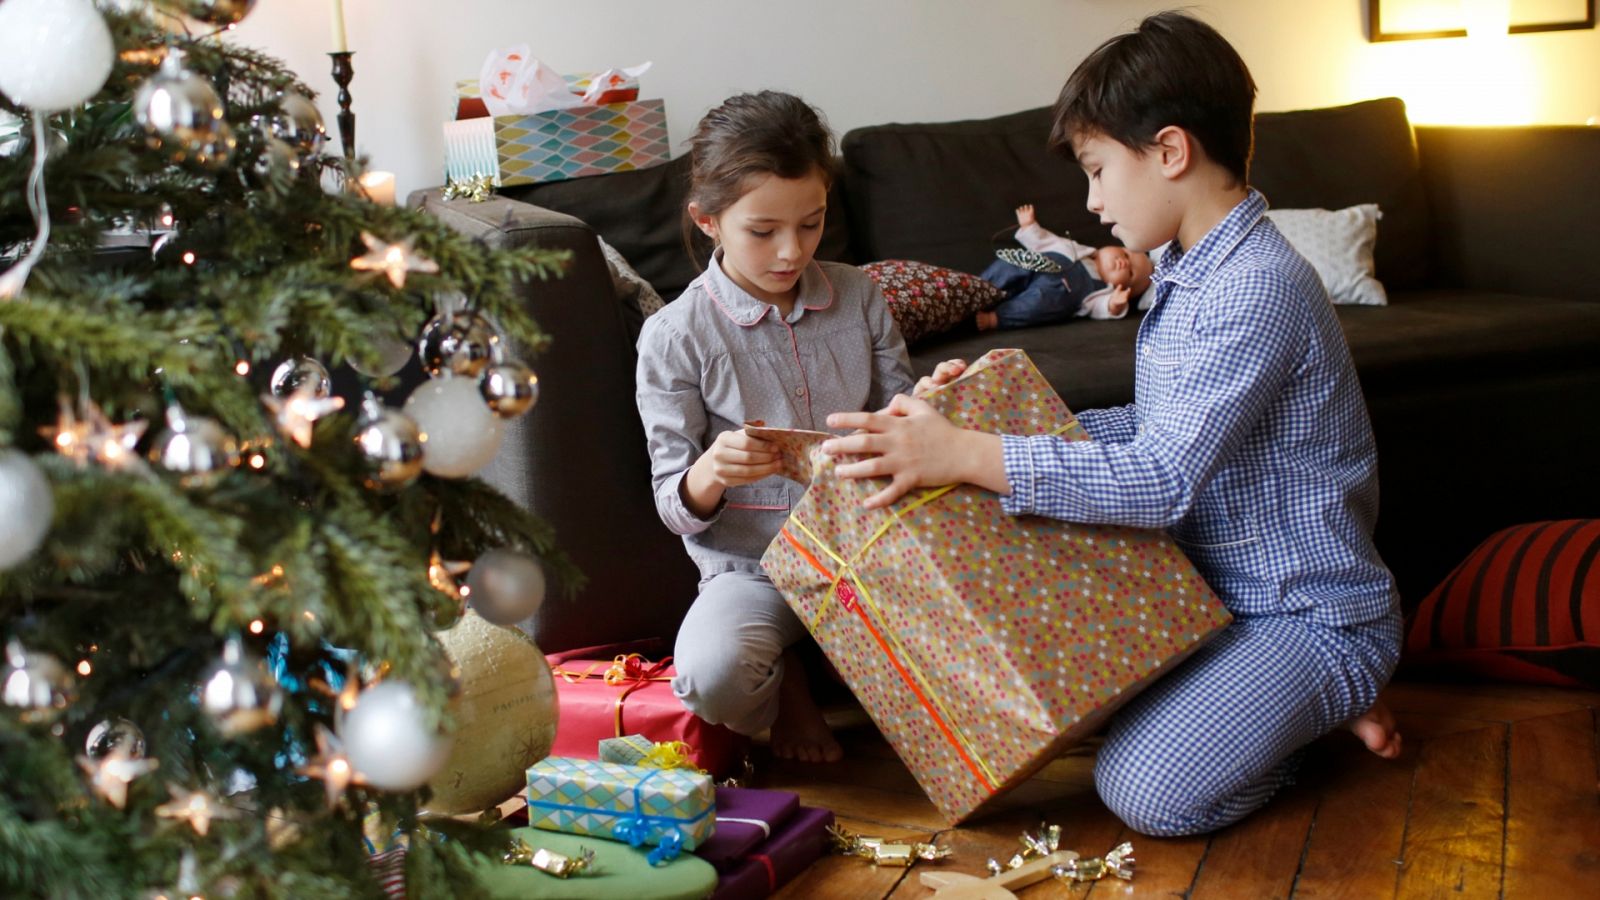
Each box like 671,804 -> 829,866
824,395 -> 1004,509
914,358 -> 968,395
1014,204 -> 1037,228
699,430 -> 779,488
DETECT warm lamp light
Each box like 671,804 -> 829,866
1460,0 -> 1510,39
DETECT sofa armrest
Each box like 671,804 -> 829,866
1415,126 -> 1600,301
411,189 -> 699,651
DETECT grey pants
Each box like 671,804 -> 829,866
671,569 -> 808,736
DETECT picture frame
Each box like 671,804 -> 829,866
1368,0 -> 1596,41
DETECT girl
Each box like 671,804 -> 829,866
635,92 -> 914,763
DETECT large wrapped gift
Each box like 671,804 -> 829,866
710,806 -> 835,900
547,654 -> 748,778
758,348 -> 1232,822
442,100 -> 668,187
526,757 -> 715,860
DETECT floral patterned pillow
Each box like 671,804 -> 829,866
860,260 -> 1005,345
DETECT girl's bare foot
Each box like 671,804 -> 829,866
770,650 -> 843,763
975,310 -> 998,331
1347,700 -> 1402,759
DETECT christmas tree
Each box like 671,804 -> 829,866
0,1 -> 576,895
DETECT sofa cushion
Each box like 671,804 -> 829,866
503,156 -> 854,301
859,259 -> 1005,345
1402,519 -> 1600,688
841,97 -> 1430,290
1251,97 -> 1431,290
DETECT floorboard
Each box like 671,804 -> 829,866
747,681 -> 1599,899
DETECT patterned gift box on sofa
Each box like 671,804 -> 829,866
442,100 -> 668,188
760,348 -> 1234,822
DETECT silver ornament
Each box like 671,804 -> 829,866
132,50 -> 228,164
177,0 -> 258,27
403,377 -> 505,478
149,403 -> 240,488
269,92 -> 326,158
463,549 -> 546,626
198,637 -> 283,737
353,394 -> 425,492
417,309 -> 497,378
2,640 -> 75,723
269,356 -> 331,399
479,360 -> 539,418
86,717 -> 146,761
340,680 -> 452,792
248,120 -> 300,181
0,449 -> 53,570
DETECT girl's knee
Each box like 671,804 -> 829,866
671,645 -> 779,733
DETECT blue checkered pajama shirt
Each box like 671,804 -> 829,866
999,191 -> 1402,835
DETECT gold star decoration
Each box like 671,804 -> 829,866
154,782 -> 240,836
78,747 -> 160,809
428,548 -> 473,601
297,723 -> 363,809
42,396 -> 147,470
261,381 -> 345,449
349,231 -> 439,289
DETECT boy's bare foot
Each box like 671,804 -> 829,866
770,650 -> 843,763
976,310 -> 998,331
1347,700 -> 1402,759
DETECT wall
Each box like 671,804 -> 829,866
226,0 -> 1600,197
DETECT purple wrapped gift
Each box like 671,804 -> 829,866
695,787 -> 801,872
711,807 -> 835,900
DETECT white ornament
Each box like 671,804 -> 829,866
0,450 -> 54,570
340,680 -> 453,792
403,377 -> 505,478
0,0 -> 115,112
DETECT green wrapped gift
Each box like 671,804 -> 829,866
527,757 -> 714,864
473,828 -> 717,899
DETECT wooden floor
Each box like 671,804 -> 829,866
754,680 -> 1600,899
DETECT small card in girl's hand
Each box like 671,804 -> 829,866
742,422 -> 833,485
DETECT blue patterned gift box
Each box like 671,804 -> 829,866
526,757 -> 715,864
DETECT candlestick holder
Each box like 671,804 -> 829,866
329,51 -> 355,159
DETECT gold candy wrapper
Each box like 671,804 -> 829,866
987,822 -> 1063,875
1051,841 -> 1135,883
504,838 -> 596,878
828,825 -> 951,867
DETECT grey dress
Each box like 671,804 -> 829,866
635,253 -> 913,733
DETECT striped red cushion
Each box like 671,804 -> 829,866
1404,520 -> 1600,687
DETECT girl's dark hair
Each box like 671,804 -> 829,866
682,91 -> 840,265
1048,11 -> 1257,185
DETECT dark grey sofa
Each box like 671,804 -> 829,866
415,98 -> 1600,653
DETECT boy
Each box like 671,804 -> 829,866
976,203 -> 1155,329
820,12 -> 1402,837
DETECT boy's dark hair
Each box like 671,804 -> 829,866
1048,11 -> 1257,185
682,91 -> 839,264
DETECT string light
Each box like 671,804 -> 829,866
235,360 -> 251,376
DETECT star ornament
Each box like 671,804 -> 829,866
428,548 -> 473,601
350,231 -> 439,289
155,782 -> 239,836
78,747 -> 160,809
42,397 -> 148,470
297,723 -> 364,809
261,382 -> 345,448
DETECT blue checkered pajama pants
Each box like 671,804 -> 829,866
1094,609 -> 1401,836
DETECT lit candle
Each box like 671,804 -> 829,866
330,0 -> 348,53
359,170 -> 396,206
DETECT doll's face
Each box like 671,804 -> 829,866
1095,246 -> 1155,294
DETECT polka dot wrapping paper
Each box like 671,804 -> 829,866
760,349 -> 1232,823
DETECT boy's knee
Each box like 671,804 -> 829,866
1093,751 -> 1211,837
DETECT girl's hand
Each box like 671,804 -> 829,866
914,358 -> 968,395
1015,204 -> 1037,228
823,394 -> 1001,509
700,430 -> 780,488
